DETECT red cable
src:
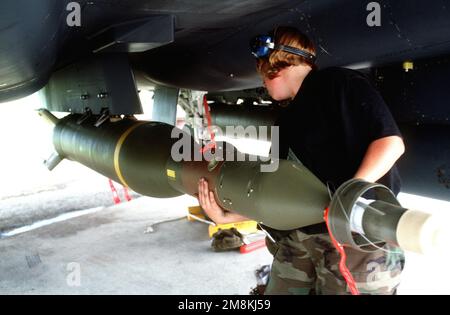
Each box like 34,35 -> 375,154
200,95 -> 216,154
324,207 -> 360,295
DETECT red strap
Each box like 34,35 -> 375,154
324,207 -> 360,295
122,185 -> 132,202
108,179 -> 121,204
200,95 -> 216,154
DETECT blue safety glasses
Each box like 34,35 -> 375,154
250,35 -> 275,58
250,35 -> 316,63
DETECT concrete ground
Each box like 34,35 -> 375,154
0,196 -> 272,295
0,176 -> 141,233
1,194 -> 450,295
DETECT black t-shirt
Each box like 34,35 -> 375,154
271,67 -> 402,235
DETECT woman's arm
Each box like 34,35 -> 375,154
353,135 -> 405,182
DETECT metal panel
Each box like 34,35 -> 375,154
41,54 -> 143,115
90,15 -> 175,53
152,86 -> 179,125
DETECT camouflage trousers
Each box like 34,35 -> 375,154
264,229 -> 405,295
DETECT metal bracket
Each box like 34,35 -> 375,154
76,108 -> 93,125
94,108 -> 111,127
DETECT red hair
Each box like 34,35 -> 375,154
256,26 -> 316,78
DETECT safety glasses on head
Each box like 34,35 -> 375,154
250,35 -> 316,63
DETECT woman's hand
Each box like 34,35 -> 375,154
197,178 -> 225,223
197,178 -> 250,224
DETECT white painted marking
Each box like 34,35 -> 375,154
1,206 -> 104,238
